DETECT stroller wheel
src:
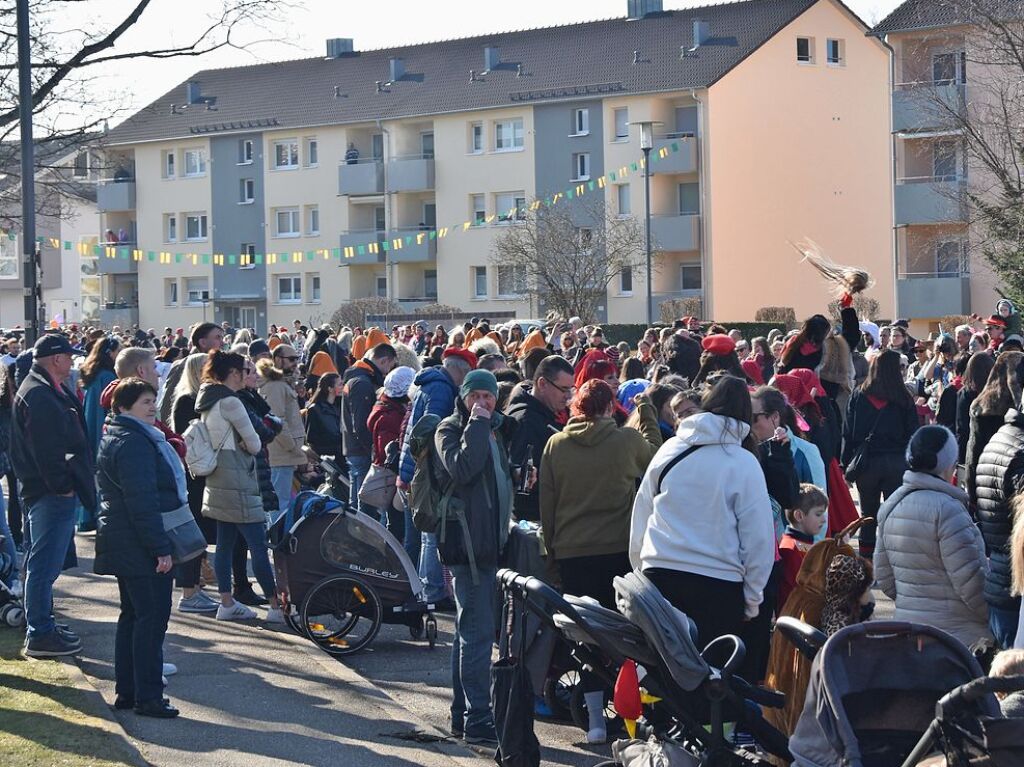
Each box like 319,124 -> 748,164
543,668 -> 581,722
425,615 -> 438,648
300,575 -> 382,657
570,685 -> 622,735
409,615 -> 424,640
2,603 -> 24,628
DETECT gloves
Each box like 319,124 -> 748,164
840,292 -> 854,309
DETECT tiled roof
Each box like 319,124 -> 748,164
104,0 -> 822,145
872,0 -> 1020,37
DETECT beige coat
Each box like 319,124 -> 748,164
199,390 -> 264,524
257,362 -> 306,467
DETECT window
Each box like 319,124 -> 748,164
826,39 -> 844,66
273,139 -> 299,169
305,137 -> 318,167
162,150 -> 175,179
572,152 -> 591,181
374,206 -> 386,232
307,273 -> 321,302
933,140 -> 959,180
375,275 -> 388,297
577,228 -> 593,253
73,151 -> 89,178
933,51 -> 967,84
797,37 -> 815,64
424,269 -> 438,299
275,207 -> 300,237
185,213 -> 208,241
183,148 -> 207,177
277,274 -> 301,303
473,266 -> 488,298
185,277 -> 209,305
572,108 -> 590,136
617,184 -> 631,216
240,243 -> 256,269
620,267 -> 633,295
936,241 -> 964,276
421,132 -> 434,159
239,178 -> 255,204
613,107 -> 629,141
164,214 -> 177,243
495,192 -> 526,223
470,122 -> 484,154
238,139 -> 253,164
471,194 -> 486,226
495,118 -> 524,151
497,265 -> 527,297
679,183 -> 700,215
681,263 -> 702,291
164,278 -> 178,306
306,205 -> 320,235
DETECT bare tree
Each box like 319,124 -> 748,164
0,0 -> 290,220
330,297 -> 402,330
491,198 -> 647,323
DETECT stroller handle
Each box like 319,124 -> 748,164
775,617 -> 827,661
702,634 -> 746,680
939,674 -> 1024,714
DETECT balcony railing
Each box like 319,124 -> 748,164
387,228 -> 437,263
387,154 -> 435,192
897,274 -> 970,317
894,177 -> 966,226
893,80 -> 966,133
340,229 -> 387,265
652,135 -> 697,174
96,180 -> 136,212
651,214 -> 700,252
338,159 -> 384,196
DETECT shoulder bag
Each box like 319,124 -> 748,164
844,404 -> 884,484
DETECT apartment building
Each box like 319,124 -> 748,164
873,0 -> 1011,331
97,0 -> 892,333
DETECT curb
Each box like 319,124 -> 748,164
59,656 -> 151,767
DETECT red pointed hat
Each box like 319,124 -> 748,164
701,333 -> 736,356
986,315 -> 1008,329
442,347 -> 478,369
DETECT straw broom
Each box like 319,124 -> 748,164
790,238 -> 872,298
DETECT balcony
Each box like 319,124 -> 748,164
897,274 -> 970,317
652,136 -> 697,174
895,178 -> 967,226
387,155 -> 435,192
96,242 -> 139,274
96,180 -> 136,212
893,82 -> 966,133
340,230 -> 386,265
651,214 -> 700,251
98,304 -> 139,328
387,228 -> 436,263
338,160 -> 384,196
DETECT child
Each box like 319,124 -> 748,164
779,484 -> 828,611
989,649 -> 1024,718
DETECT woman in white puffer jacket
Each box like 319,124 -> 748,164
874,425 -> 992,646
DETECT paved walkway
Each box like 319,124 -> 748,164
55,534 -> 480,767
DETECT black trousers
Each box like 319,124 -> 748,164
739,561 -> 781,684
643,568 -> 745,653
115,573 -> 172,705
855,452 -> 905,555
6,471 -> 20,545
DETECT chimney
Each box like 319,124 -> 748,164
484,46 -> 500,72
627,0 -> 663,20
185,81 -> 202,105
693,20 -> 711,48
326,38 -> 354,58
389,57 -> 405,82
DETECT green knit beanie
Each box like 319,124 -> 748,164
460,369 -> 498,400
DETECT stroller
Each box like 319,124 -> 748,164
789,621 -> 1010,767
270,490 -> 437,657
301,445 -> 349,502
0,534 -> 23,629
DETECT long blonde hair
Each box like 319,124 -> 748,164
173,353 -> 209,406
1011,494 -> 1024,597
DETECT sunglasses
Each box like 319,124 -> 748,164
279,355 -> 299,362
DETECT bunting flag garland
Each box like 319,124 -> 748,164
33,141 -> 685,267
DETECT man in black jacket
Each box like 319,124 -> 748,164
504,355 -> 574,522
12,334 -> 94,657
341,342 -> 397,518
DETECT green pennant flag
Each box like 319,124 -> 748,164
429,230 -> 437,240
228,254 -> 236,265
382,241 -> 390,252
588,181 -> 595,191
254,254 -> 263,265
630,162 -> 638,172
147,251 -> 155,261
175,254 -> 182,263
609,172 -> 617,182
36,236 -> 44,243
331,248 -> 341,258
356,245 -> 365,255
64,241 -> 71,250
93,245 -> 101,256
7,233 -> 14,241
671,141 -> 679,152
119,247 -> 129,259
200,254 -> 208,265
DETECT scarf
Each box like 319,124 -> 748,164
489,431 -> 513,549
121,414 -> 188,507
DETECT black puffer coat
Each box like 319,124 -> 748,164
973,408 -> 1024,611
504,382 -> 561,522
238,387 -> 283,514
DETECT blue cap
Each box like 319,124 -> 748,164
33,333 -> 81,358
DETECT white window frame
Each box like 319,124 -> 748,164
163,151 -> 175,179
797,36 -> 815,65
164,278 -> 178,306
471,194 -> 486,226
469,122 -> 484,154
473,266 -> 488,299
613,107 -> 629,141
306,205 -> 320,236
277,274 -> 302,304
826,38 -> 844,66
164,214 -> 177,243
307,273 -> 321,303
619,266 -> 633,296
572,152 -> 591,182
273,139 -> 299,170
238,139 -> 254,165
240,243 -> 256,270
572,108 -> 590,136
185,277 -> 209,305
239,178 -> 255,204
496,265 -> 527,298
184,212 -> 207,242
183,148 -> 207,178
494,118 -> 524,152
495,192 -> 526,224
274,207 -> 301,238
304,137 -> 318,167
616,184 -> 631,216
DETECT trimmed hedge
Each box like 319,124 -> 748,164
601,322 -> 787,346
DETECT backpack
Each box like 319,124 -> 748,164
407,413 -> 479,583
182,417 -> 230,478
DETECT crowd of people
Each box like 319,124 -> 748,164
4,295 -> 1024,741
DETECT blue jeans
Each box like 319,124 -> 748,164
23,494 -> 77,638
115,574 -> 172,704
990,604 -> 1019,649
0,491 -> 16,582
270,466 -> 295,515
420,532 -> 447,602
449,564 -> 498,731
214,521 -> 276,599
346,455 -> 380,521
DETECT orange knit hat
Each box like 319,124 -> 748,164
309,351 -> 338,377
351,334 -> 368,360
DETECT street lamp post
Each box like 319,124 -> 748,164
637,121 -> 655,326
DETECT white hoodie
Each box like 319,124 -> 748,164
629,412 -> 776,618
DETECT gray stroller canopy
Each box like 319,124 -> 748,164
613,571 -> 710,693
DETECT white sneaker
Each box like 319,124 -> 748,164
162,675 -> 168,686
216,601 -> 257,621
265,607 -> 286,624
9,578 -> 21,598
162,662 -> 177,676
